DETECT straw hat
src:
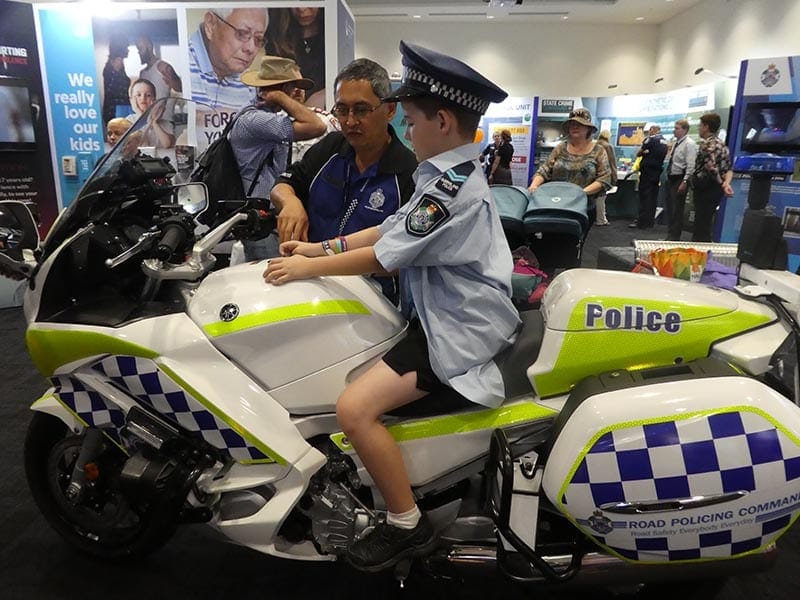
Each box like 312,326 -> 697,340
562,107 -> 597,134
241,55 -> 314,89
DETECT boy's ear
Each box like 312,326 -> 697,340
438,108 -> 456,134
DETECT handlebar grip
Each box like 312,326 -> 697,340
155,222 -> 188,261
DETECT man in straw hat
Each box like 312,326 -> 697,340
233,55 -> 326,260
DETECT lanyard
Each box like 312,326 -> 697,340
338,162 -> 372,235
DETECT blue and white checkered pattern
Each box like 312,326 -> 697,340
564,410 -> 800,562
69,355 -> 272,463
52,376 -> 125,446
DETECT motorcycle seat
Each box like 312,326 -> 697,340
387,311 -> 543,419
495,310 -> 544,398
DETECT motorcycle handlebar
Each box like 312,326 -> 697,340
155,220 -> 189,262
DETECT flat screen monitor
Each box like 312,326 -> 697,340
0,77 -> 37,152
741,101 -> 800,155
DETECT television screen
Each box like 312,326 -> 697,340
741,101 -> 800,155
0,77 -> 37,151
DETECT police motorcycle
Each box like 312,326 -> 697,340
5,98 -> 800,590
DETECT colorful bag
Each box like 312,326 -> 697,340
649,248 -> 708,282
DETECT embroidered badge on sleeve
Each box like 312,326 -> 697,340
435,160 -> 475,197
406,194 -> 451,237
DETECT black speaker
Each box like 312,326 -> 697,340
737,209 -> 788,269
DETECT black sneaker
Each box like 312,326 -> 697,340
347,515 -> 437,572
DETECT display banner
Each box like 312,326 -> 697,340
37,11 -> 102,212
718,55 -> 800,271
480,97 -> 535,186
0,0 -> 58,232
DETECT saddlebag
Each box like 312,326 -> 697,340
540,358 -> 800,563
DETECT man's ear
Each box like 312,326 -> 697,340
203,11 -> 217,38
383,101 -> 397,121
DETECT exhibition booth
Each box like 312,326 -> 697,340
1,0 -> 799,281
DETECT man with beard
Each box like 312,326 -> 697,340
136,36 -> 182,100
270,58 -> 417,301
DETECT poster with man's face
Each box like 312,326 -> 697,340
186,5 -> 326,151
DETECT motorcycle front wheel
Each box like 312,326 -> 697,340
24,412 -> 178,560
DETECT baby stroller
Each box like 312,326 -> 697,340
491,182 -> 589,273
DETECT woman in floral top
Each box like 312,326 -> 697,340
691,112 -> 734,242
528,108 -> 612,230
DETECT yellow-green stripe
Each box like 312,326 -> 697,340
203,299 -> 370,337
158,363 -> 284,465
330,401 -> 556,450
26,329 -> 158,377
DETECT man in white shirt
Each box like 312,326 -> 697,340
136,36 -> 182,100
666,118 -> 698,240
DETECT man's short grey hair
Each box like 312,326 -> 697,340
334,58 -> 391,101
214,8 -> 268,24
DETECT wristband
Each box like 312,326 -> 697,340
321,240 -> 336,256
338,236 -> 348,253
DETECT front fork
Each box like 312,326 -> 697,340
64,427 -> 105,504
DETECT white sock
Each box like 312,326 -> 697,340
386,504 -> 421,530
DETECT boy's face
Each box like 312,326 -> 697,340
401,101 -> 442,162
130,83 -> 155,114
107,125 -> 127,145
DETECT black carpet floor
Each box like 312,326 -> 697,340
1,219 -> 799,599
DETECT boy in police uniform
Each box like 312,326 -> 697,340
264,41 -> 520,571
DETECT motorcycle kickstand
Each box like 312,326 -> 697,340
394,558 -> 413,589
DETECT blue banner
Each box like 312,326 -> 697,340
39,11 -> 103,209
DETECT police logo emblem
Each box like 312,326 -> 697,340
366,188 -> 385,212
760,64 -> 780,88
406,195 -> 450,237
219,303 -> 240,322
587,510 -> 614,535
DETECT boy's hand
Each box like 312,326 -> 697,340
264,255 -> 312,285
279,240 -> 323,257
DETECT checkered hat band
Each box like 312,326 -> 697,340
403,67 -> 490,114
87,356 -> 270,463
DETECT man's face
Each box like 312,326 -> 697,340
136,39 -> 154,65
673,123 -> 687,139
333,79 -> 394,153
204,9 -> 267,79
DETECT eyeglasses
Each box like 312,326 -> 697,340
331,102 -> 382,121
213,12 -> 266,47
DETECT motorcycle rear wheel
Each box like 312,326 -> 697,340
24,412 -> 178,560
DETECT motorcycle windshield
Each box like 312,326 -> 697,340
41,98 -> 221,258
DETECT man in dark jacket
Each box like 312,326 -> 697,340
270,58 -> 417,300
631,124 -> 668,229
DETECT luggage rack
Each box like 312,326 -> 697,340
633,240 -> 739,268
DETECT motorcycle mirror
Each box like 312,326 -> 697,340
173,182 -> 209,216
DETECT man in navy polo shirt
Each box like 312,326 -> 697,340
270,58 -> 417,300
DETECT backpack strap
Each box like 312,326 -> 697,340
230,106 -> 275,198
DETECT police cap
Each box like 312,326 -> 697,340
383,41 -> 507,115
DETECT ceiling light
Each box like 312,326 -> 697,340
487,15 -> 495,19
635,17 -> 645,21
412,15 -> 421,19
608,84 -> 618,89
654,77 -> 664,83
562,15 -> 568,20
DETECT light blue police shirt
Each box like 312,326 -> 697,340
374,143 -> 520,408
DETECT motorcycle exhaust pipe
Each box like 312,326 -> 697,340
424,543 -> 777,586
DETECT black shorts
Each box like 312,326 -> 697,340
382,320 -> 473,416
